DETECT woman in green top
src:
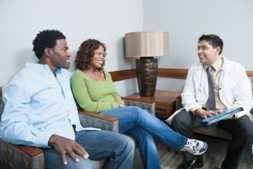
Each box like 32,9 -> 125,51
71,39 -> 208,169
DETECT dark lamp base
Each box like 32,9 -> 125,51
136,57 -> 158,97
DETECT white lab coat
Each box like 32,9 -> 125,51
167,56 -> 253,124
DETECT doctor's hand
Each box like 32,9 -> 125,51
194,108 -> 217,118
48,134 -> 89,165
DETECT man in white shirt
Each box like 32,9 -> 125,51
171,34 -> 253,169
0,30 -> 134,169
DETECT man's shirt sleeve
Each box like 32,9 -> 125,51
0,82 -> 52,148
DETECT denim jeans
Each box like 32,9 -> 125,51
43,130 -> 134,169
102,106 -> 187,169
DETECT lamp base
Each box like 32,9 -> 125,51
136,57 -> 158,97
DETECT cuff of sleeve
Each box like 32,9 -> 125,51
34,132 -> 53,148
230,104 -> 251,119
190,107 -> 199,113
185,105 -> 202,112
234,110 -> 249,119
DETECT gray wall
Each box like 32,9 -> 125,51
143,0 -> 253,91
0,0 -> 143,95
1,0 -> 253,93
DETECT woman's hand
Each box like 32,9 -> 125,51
48,134 -> 89,165
119,101 -> 126,107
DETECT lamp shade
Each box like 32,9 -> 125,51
124,32 -> 169,58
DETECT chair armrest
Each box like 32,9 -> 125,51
122,98 -> 155,115
79,110 -> 119,132
0,139 -> 44,169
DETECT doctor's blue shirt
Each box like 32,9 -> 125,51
0,63 -> 86,148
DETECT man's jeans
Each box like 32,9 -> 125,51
102,106 -> 187,169
43,130 -> 134,169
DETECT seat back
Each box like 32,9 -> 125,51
0,87 -> 4,118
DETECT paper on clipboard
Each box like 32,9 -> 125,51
165,108 -> 184,125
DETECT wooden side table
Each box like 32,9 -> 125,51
123,90 -> 181,120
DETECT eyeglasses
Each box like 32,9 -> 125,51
94,52 -> 107,57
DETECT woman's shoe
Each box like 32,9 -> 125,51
181,139 -> 208,155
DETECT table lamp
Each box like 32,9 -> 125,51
124,32 -> 169,96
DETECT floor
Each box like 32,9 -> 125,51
135,134 -> 253,169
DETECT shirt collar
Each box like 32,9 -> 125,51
25,62 -> 63,74
211,56 -> 222,72
26,62 -> 50,70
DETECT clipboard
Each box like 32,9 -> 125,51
201,107 -> 243,126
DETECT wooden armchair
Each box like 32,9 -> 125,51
0,87 -> 120,169
79,99 -> 155,131
0,86 -> 155,169
79,98 -> 156,169
0,109 -> 119,169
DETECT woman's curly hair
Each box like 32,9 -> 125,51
75,39 -> 106,70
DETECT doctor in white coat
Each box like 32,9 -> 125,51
170,34 -> 253,169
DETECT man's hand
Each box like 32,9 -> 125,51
48,134 -> 89,165
194,108 -> 217,118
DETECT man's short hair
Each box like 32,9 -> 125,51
32,30 -> 66,59
198,34 -> 223,54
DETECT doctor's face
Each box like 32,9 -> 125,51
197,40 -> 220,65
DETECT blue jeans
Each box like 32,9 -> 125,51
102,106 -> 187,169
43,130 -> 134,169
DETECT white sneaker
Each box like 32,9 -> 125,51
181,139 -> 208,155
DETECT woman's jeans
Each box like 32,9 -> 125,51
43,130 -> 135,169
102,106 -> 187,169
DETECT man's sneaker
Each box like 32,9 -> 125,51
181,139 -> 208,155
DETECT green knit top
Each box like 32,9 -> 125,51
70,70 -> 123,112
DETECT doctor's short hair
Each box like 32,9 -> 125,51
32,30 -> 66,59
198,34 -> 223,54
